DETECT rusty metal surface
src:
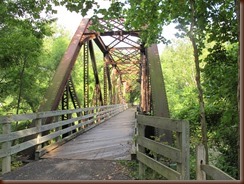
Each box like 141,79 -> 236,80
147,44 -> 172,144
42,108 -> 136,160
83,41 -> 89,108
38,18 -> 90,112
147,44 -> 170,118
89,40 -> 103,106
39,18 -> 142,112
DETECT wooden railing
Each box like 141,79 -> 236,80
136,114 -> 190,180
196,144 -> 236,180
0,104 -> 128,174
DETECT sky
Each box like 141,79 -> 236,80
54,5 -> 178,54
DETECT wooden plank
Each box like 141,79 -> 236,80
0,112 -> 96,143
137,151 -> 181,180
40,118 -> 79,133
80,113 -> 96,120
0,107 -> 98,124
0,105 -> 125,159
0,127 -> 38,143
42,107 -> 134,160
0,114 -> 37,124
201,165 -> 236,180
36,119 -> 102,158
137,114 -> 182,132
96,108 -> 113,116
0,104 -> 124,124
137,136 -> 182,163
39,118 -> 95,144
8,119 -> 96,156
41,114 -> 95,133
10,138 -> 38,155
0,117 -> 99,158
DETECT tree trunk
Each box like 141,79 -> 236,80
15,57 -> 27,128
189,0 -> 209,164
13,57 -> 27,146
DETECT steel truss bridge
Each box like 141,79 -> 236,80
0,18 -> 192,180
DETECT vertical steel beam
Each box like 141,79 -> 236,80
147,44 -> 172,144
104,54 -> 112,104
61,85 -> 71,138
140,49 -> 147,113
68,77 -> 81,109
140,47 -> 151,114
103,63 -> 108,105
107,66 -> 112,104
83,42 -> 89,108
111,67 -> 117,104
88,40 -> 103,106
61,85 -> 69,119
147,44 -> 170,117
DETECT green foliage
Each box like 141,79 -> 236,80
118,160 -> 139,180
161,37 -> 238,179
0,23 -> 70,115
202,43 -> 239,178
161,38 -> 198,118
0,24 -> 43,114
0,0 -> 55,39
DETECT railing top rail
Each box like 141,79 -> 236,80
0,104 -> 126,124
201,164 -> 236,180
137,114 -> 188,132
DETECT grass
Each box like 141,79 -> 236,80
118,160 -> 167,180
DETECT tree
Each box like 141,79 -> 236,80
0,23 -> 43,114
203,42 -> 239,178
0,23 -> 70,116
161,38 -> 197,117
0,0 -> 56,116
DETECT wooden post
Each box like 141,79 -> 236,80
108,106 -> 112,118
181,120 -> 190,180
2,123 -> 11,174
94,108 -> 97,124
77,112 -> 82,130
97,108 -> 101,124
196,144 -> 206,180
175,120 -> 190,180
54,116 -> 61,142
138,122 -> 146,179
35,118 -> 42,160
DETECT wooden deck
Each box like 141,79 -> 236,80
42,108 -> 136,160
